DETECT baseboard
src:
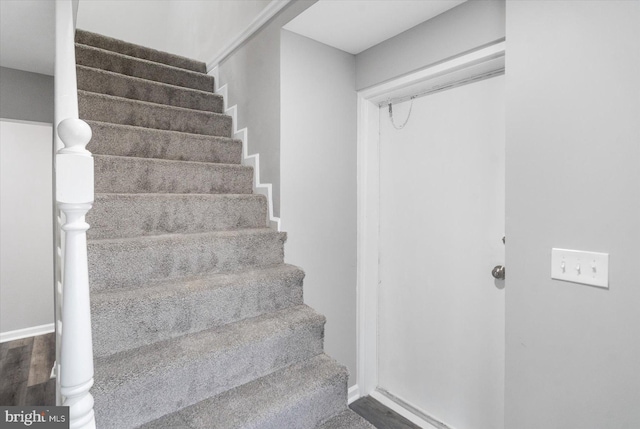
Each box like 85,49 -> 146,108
0,323 -> 55,343
348,385 -> 360,405
370,388 -> 455,429
209,66 -> 281,231
206,0 -> 292,71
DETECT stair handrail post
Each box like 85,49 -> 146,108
55,1 -> 96,429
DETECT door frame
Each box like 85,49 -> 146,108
355,40 -> 506,428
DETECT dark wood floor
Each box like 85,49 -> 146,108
0,333 -> 56,406
350,396 -> 422,429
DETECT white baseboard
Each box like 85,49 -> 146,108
348,385 -> 360,405
370,389 -> 454,429
0,323 -> 55,343
209,66 -> 281,231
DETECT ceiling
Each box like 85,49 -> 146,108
0,0 -> 55,75
283,0 -> 467,55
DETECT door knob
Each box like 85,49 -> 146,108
492,265 -> 505,280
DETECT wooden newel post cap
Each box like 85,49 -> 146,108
58,118 -> 92,155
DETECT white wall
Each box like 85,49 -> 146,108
355,0 -> 505,90
76,0 -> 271,64
280,30 -> 357,386
505,1 -> 640,428
0,120 -> 54,336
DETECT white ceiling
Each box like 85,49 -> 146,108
0,0 -> 55,75
284,0 -> 467,55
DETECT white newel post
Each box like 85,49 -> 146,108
55,1 -> 96,427
57,119 -> 96,429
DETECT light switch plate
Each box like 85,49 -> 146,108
551,248 -> 609,288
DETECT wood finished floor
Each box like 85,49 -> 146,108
350,396 -> 422,429
0,333 -> 56,406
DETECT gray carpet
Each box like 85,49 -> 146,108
77,29 -> 374,429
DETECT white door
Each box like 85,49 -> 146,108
378,75 -> 505,429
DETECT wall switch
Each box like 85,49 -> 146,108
551,248 -> 609,288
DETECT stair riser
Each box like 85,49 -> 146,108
88,194 -> 267,239
91,268 -> 305,357
76,44 -> 214,91
252,373 -> 347,429
139,354 -> 349,429
77,66 -> 223,112
79,92 -> 232,137
318,410 -> 377,429
88,231 -> 286,290
94,156 -> 253,194
94,311 -> 325,429
86,121 -> 242,164
76,30 -> 206,73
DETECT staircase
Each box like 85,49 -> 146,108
74,30 -> 372,429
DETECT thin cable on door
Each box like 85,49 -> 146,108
387,97 -> 414,130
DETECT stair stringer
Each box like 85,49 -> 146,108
209,66 -> 280,231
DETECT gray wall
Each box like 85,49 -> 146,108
218,0 -> 316,218
164,0 -> 271,65
77,0 -> 170,54
505,1 -> 640,427
280,30 -> 357,386
355,0 -> 505,90
0,67 -> 54,123
219,0 -> 503,218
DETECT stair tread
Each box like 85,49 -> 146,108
86,120 -> 238,142
93,305 -> 325,429
93,152 -> 247,168
94,304 -> 324,391
79,90 -> 226,116
94,191 -> 260,197
93,153 -> 253,195
77,65 -> 223,112
88,227 -> 281,244
88,193 -> 268,239
92,263 -> 304,299
75,29 -> 206,73
88,228 -> 286,291
76,43 -> 213,91
86,120 -> 242,164
140,354 -> 348,429
79,90 -> 231,137
317,410 -> 376,429
91,264 -> 305,356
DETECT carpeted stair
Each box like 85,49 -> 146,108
75,29 -> 373,429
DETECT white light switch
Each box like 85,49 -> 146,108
551,248 -> 609,288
